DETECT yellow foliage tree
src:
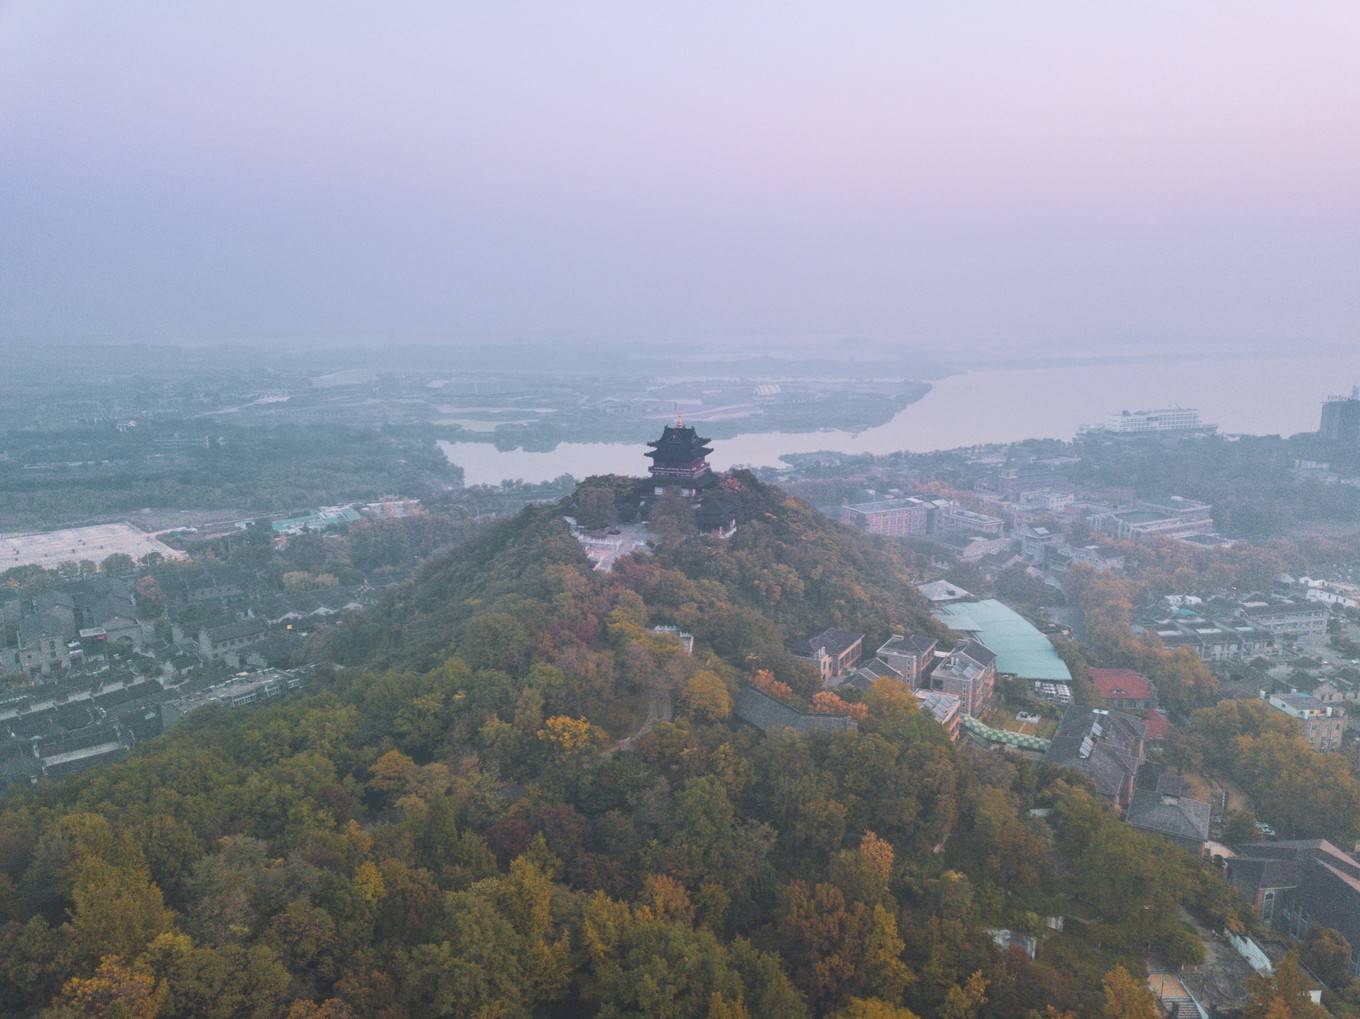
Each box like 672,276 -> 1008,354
69,860 -> 172,967
859,831 -> 894,887
286,1000 -> 357,1019
829,998 -> 922,1019
367,749 -> 418,796
866,678 -> 918,716
538,715 -> 604,755
940,970 -> 988,1019
354,860 -> 386,905
1101,965 -> 1159,1019
683,671 -> 733,721
707,992 -> 754,1019
49,955 -> 163,1018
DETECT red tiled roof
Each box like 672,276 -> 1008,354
1090,667 -> 1153,702
1143,708 -> 1173,740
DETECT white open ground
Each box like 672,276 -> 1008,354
0,522 -> 186,570
567,520 -> 653,572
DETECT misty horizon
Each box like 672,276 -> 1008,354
7,11 -> 1360,1008
3,2 -> 1357,354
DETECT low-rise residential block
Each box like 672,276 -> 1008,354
1238,596 -> 1328,640
1091,495 -> 1214,542
875,634 -> 938,686
1150,616 -> 1275,662
1263,691 -> 1345,752
928,639 -> 997,716
788,628 -> 864,683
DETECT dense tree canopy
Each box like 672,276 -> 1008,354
0,478 -> 1246,1016
1186,699 -> 1360,842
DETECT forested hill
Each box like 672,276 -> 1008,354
320,471 -> 945,680
0,474 -> 1245,1018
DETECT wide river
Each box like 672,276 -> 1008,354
441,352 -> 1360,486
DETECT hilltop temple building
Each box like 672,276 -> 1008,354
645,417 -> 716,497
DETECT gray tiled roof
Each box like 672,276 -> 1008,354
841,657 -> 906,693
1228,856 -> 1298,892
859,657 -> 903,681
203,619 -> 268,643
1046,707 -> 1145,801
1126,789 -> 1211,843
955,637 -> 998,667
789,627 -> 864,659
0,742 -> 41,787
733,686 -> 858,736
1230,840 -> 1360,954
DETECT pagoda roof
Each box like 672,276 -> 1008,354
645,423 -> 713,461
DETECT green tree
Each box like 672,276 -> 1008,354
649,491 -> 698,544
460,612 -> 531,672
142,932 -> 291,1019
1301,926 -> 1353,990
576,487 -> 619,529
1245,953 -> 1326,1019
0,917 -> 71,1012
1223,808 -> 1260,845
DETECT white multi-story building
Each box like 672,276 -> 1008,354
1300,578 -> 1360,610
1018,489 -> 1075,512
1263,691 -> 1345,752
1097,408 -> 1205,434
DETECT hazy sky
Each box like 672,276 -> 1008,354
2,2 -> 1357,353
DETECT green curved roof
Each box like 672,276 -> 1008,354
961,715 -> 1051,751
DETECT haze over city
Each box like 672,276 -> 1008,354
11,7 -> 1360,1017
2,1 -> 1357,354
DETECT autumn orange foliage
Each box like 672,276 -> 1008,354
811,691 -> 868,721
750,668 -> 793,701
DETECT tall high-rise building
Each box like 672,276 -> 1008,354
1320,387 -> 1360,444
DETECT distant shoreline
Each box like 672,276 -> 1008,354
437,379 -> 934,453
439,350 -> 1360,485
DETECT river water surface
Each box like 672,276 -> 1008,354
441,352 -> 1360,486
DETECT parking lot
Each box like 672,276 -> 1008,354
0,522 -> 184,570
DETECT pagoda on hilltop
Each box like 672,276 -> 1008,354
645,415 -> 715,497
